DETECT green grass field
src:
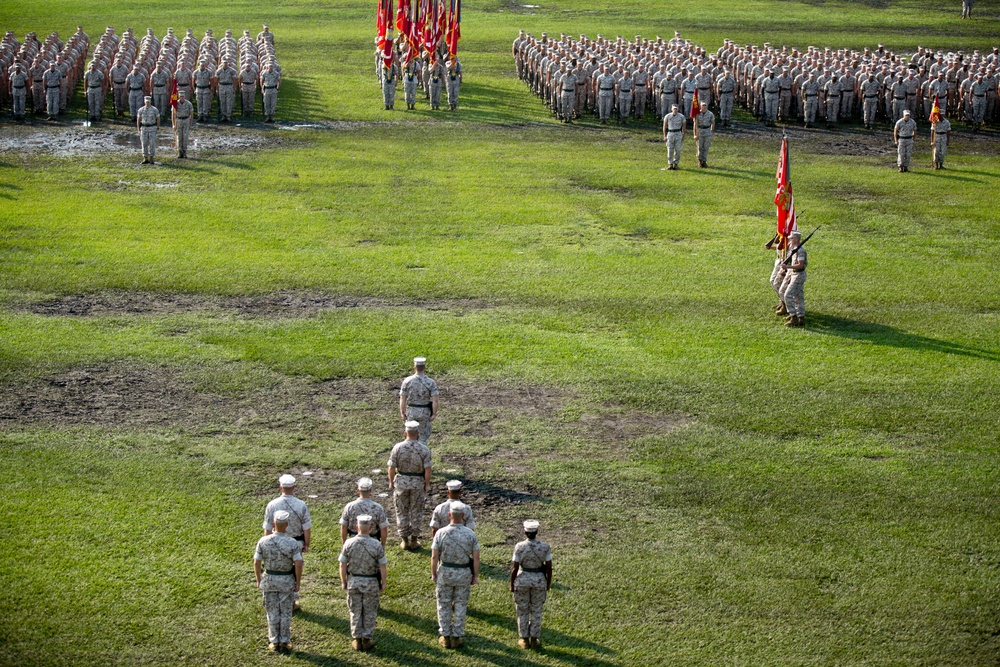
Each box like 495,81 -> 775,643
2,0 -> 1000,665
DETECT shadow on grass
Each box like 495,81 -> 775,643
467,608 -> 617,666
807,313 -> 1000,361
297,608 -> 352,635
908,169 -> 985,184
277,75 -> 325,122
0,182 -> 20,199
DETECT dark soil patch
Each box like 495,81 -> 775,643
14,290 -> 494,317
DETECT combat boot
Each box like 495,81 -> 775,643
268,643 -> 278,652
439,636 -> 451,648
784,315 -> 795,326
518,638 -> 530,649
452,637 -> 464,648
776,303 -> 788,315
531,637 -> 542,649
363,637 -> 375,651
352,639 -> 361,651
399,539 -> 408,550
796,315 -> 806,327
281,643 -> 293,653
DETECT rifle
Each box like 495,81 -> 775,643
782,226 -> 820,266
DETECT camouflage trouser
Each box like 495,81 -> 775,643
393,482 -> 425,539
382,79 -> 396,107
112,85 -> 126,114
598,93 -> 613,121
33,83 -> 45,112
261,574 -> 295,644
87,88 -> 102,117
897,138 -> 913,167
513,586 -> 546,638
777,271 -> 792,305
153,89 -> 168,117
972,96 -> 986,124
406,406 -> 433,445
666,132 -> 682,166
783,271 -> 806,317
841,92 -> 854,119
242,86 -> 255,114
140,126 -> 158,160
892,98 -> 905,123
682,94 -> 693,118
175,119 -> 190,155
129,90 -> 144,118
617,93 -> 631,119
764,93 -> 778,122
697,131 -> 712,164
719,93 -> 733,122
634,88 -> 646,116
197,87 -> 212,118
560,90 -> 574,118
219,86 -> 235,118
447,79 -> 459,107
347,581 -> 380,638
46,87 -> 60,116
770,260 -> 786,297
779,91 -> 792,120
436,583 -> 471,637
404,77 -> 417,106
862,97 -> 878,126
933,137 -> 948,165
263,88 -> 278,117
430,80 -> 442,108
13,89 -> 26,116
826,97 -> 839,124
804,97 -> 818,125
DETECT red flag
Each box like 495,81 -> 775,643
689,88 -> 700,119
446,0 -> 461,59
170,79 -> 179,109
420,0 -> 434,54
396,0 -> 411,36
774,136 -> 797,247
436,0 -> 447,55
929,95 -> 941,124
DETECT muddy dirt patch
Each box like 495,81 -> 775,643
13,290 -> 495,317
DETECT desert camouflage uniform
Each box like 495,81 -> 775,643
696,108 -> 715,164
664,110 -> 684,167
860,78 -> 880,127
173,98 -> 193,157
216,63 -> 237,120
193,66 -> 213,120
400,372 -> 438,445
261,69 -> 280,118
254,533 -> 302,645
125,70 -> 146,119
432,524 -> 479,638
388,438 -> 432,540
596,72 -> 616,121
782,245 -> 807,318
338,535 -> 387,640
43,67 -> 62,117
932,117 -> 951,166
110,62 -> 129,115
10,69 -> 28,117
895,115 -> 917,168
137,105 -> 159,161
511,538 -> 551,640
340,498 -> 390,541
429,500 -> 476,532
150,69 -> 170,119
264,494 -> 312,604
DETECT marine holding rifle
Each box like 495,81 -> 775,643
782,230 -> 808,327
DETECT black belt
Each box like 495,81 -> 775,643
667,129 -> 682,132
265,85 -> 277,89
408,403 -> 432,409
780,87 -> 791,91
196,85 -> 210,88
893,96 -> 905,100
154,85 -> 166,89
898,135 -> 913,139
292,535 -> 305,542
906,93 -> 915,96
864,95 -> 878,98
805,93 -> 817,97
635,84 -> 646,88
265,569 -> 295,576
719,89 -> 733,94
176,115 -> 190,119
129,87 -> 143,90
88,84 -> 102,88
220,82 -> 232,85
141,123 -> 157,126
349,572 -> 378,578
441,561 -> 472,569
114,81 -> 125,84
178,83 -> 190,87
13,85 -> 25,89
600,87 -> 612,90
974,94 -> 985,97
34,79 -> 44,83
828,94 -> 841,99
47,85 -> 61,88
397,471 -> 424,477
698,125 -> 712,129
520,566 -> 545,573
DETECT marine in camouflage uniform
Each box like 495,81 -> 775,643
84,62 -> 104,121
403,54 -> 420,110
125,65 -> 147,122
253,510 -> 303,653
261,65 -> 280,123
340,477 -> 390,546
42,63 -> 62,120
510,520 -> 552,649
446,58 -> 462,111
136,97 -> 160,164
193,62 -> 213,122
264,474 -> 313,609
694,103 -> 715,168
894,110 -> 917,172
172,91 -> 193,158
662,104 -> 685,170
338,515 -> 388,651
216,61 -> 238,121
387,422 -> 432,550
430,480 -> 476,536
931,113 -> 951,169
9,64 -> 28,120
431,503 -> 480,649
782,231 -> 807,327
399,356 -> 439,446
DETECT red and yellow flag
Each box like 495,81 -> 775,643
689,88 -> 700,119
929,95 -> 941,124
774,136 -> 797,248
446,0 -> 461,59
170,79 -> 179,109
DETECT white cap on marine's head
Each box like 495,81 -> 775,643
357,514 -> 372,525
404,420 -> 420,431
274,510 -> 290,523
357,477 -> 373,490
903,109 -> 911,116
413,356 -> 426,366
279,474 -> 296,487
446,480 -> 463,492
448,501 -> 468,515
790,230 -> 802,239
523,520 -> 540,532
